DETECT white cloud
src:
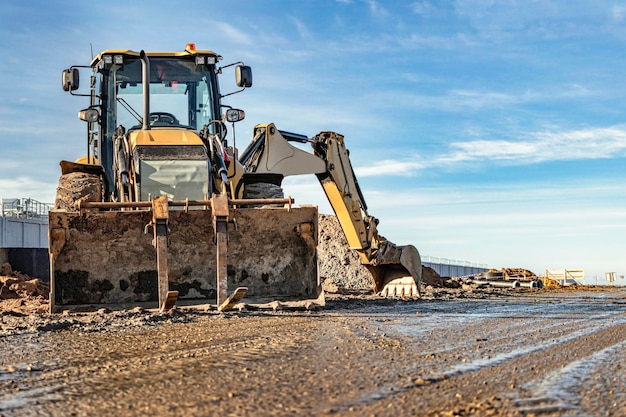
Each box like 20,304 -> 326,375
365,0 -> 388,17
612,5 -> 626,22
411,1 -> 438,16
290,17 -> 312,40
371,83 -> 601,116
397,33 -> 479,50
448,140 -> 538,161
0,177 -> 57,204
350,125 -> 626,177
212,21 -> 254,46
449,89 -> 521,108
354,159 -> 425,177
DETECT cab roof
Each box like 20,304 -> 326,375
90,43 -> 219,67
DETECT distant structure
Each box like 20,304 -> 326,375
545,269 -> 585,286
422,256 -> 489,277
605,272 -> 617,285
0,198 -> 52,279
1,198 -> 51,219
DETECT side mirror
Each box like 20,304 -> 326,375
62,68 -> 79,91
225,108 -> 245,123
235,65 -> 252,88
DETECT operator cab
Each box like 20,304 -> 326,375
61,44 -> 252,202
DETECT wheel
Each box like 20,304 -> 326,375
243,182 -> 285,207
54,172 -> 102,211
244,182 -> 284,199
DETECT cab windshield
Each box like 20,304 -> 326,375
104,56 -> 220,133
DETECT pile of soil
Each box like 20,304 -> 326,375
318,214 -> 373,292
0,262 -> 49,315
318,214 -> 461,294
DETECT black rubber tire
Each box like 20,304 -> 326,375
243,182 -> 285,207
54,172 -> 102,211
244,182 -> 285,199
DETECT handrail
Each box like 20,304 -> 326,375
0,198 -> 53,218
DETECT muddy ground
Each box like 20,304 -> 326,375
1,287 -> 624,417
1,214 -> 625,416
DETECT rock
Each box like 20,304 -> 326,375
0,276 -> 19,287
54,172 -> 102,211
10,279 -> 39,296
0,262 -> 12,276
0,284 -> 18,300
422,266 -> 444,287
322,280 -> 340,294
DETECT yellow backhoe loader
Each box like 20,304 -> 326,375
50,43 -> 420,313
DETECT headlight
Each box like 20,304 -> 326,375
78,108 -> 99,123
224,109 -> 245,123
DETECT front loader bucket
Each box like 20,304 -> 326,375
49,205 -> 320,311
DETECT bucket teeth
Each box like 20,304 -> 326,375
218,287 -> 248,312
160,291 -> 179,312
380,276 -> 420,299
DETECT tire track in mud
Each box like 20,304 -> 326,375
0,314 -> 326,416
513,339 -> 626,415
332,294 -> 626,416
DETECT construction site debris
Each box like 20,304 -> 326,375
471,267 -> 543,289
479,268 -> 539,280
0,262 -> 49,315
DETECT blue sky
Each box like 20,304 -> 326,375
1,1 -> 625,284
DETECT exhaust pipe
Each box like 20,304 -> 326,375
140,50 -> 150,130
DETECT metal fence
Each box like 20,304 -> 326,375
1,198 -> 52,219
422,255 -> 489,278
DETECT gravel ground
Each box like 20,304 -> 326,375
1,287 -> 624,417
2,214 -> 624,416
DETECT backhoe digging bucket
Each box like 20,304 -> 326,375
49,202 -> 320,312
369,243 -> 422,298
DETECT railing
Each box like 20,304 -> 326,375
545,269 -> 585,285
1,198 -> 53,219
421,255 -> 489,270
421,255 -> 490,278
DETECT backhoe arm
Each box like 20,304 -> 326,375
311,131 -> 422,297
241,124 -> 421,297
